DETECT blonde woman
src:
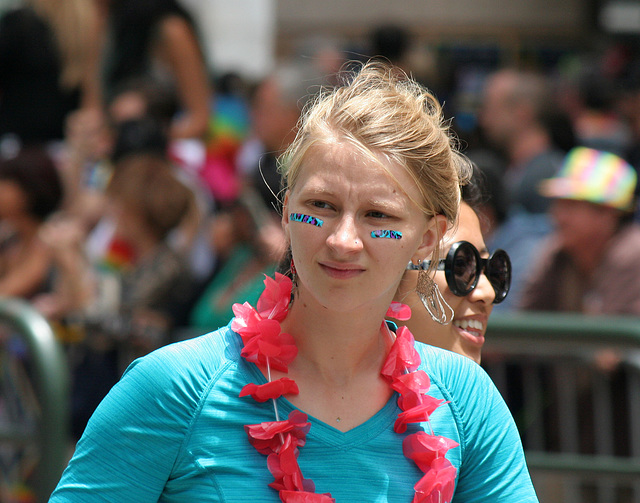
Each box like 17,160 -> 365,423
51,62 -> 537,502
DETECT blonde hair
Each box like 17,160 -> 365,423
280,61 -> 471,263
29,0 -> 98,90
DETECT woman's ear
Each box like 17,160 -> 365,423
415,214 -> 448,262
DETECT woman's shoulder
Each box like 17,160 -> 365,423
414,341 -> 481,374
86,323 -> 243,433
414,341 -> 495,404
122,323 -> 242,395
137,322 -> 239,365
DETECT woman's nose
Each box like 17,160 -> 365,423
327,215 -> 363,253
471,270 -> 496,304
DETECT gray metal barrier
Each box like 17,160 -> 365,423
0,297 -> 70,503
484,312 -> 640,503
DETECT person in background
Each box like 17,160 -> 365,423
480,68 -> 565,215
394,173 -> 511,364
517,146 -> 640,460
186,198 -> 281,335
50,61 -> 537,503
368,24 -> 411,72
479,67 -> 565,311
39,151 -> 197,341
97,0 -> 211,142
0,0 -> 101,150
239,60 -> 327,217
0,147 -> 64,299
199,72 -> 252,206
59,79 -> 214,284
36,152 -> 196,439
519,146 -> 640,314
561,63 -> 631,158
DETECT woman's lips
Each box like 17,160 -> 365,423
453,318 -> 486,347
319,262 -> 365,279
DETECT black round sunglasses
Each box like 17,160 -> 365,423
406,241 -> 511,304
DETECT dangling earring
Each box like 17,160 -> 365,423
416,265 -> 453,325
290,257 -> 298,299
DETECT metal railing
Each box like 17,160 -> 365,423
484,312 -> 640,503
0,297 -> 70,503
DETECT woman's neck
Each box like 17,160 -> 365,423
280,292 -> 393,386
272,289 -> 396,431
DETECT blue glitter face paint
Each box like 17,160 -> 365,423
371,230 -> 402,240
289,213 -> 323,227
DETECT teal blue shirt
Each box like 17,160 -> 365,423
50,323 -> 538,502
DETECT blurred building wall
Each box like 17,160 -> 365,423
277,0 -> 587,35
183,0 -> 276,81
193,0 -> 593,80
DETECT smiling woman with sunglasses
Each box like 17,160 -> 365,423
395,176 -> 509,364
408,241 -> 511,304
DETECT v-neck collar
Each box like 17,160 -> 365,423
242,344 -> 401,448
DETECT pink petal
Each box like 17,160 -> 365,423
278,438 -> 300,472
394,370 -> 431,392
239,322 -> 298,373
239,378 -> 300,402
386,302 -> 412,321
267,437 -> 314,493
392,371 -> 432,410
245,412 -> 311,455
246,423 -> 293,455
231,302 -> 262,337
257,273 -> 292,321
394,396 -> 447,433
413,457 -> 457,503
258,337 -> 287,358
279,491 -> 336,502
381,327 -> 421,381
403,432 -> 459,472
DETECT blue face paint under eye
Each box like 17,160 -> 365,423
289,213 -> 323,227
371,230 -> 402,239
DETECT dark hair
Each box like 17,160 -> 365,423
0,147 -> 63,221
109,77 -> 180,127
107,153 -> 194,240
464,151 -> 509,227
460,166 -> 484,212
110,117 -> 169,164
458,161 -> 510,237
104,0 -> 201,100
370,25 -> 410,62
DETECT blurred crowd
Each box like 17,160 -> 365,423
2,0 -> 640,441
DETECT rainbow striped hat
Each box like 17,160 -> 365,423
539,147 -> 637,211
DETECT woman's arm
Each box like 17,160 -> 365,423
156,15 -> 211,140
0,235 -> 53,298
49,343 -> 199,501
449,359 -> 539,502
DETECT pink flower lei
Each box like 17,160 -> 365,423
232,273 -> 458,503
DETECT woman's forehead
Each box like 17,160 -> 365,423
293,142 -> 423,204
444,204 -> 486,252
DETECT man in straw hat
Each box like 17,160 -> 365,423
519,146 -> 640,314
